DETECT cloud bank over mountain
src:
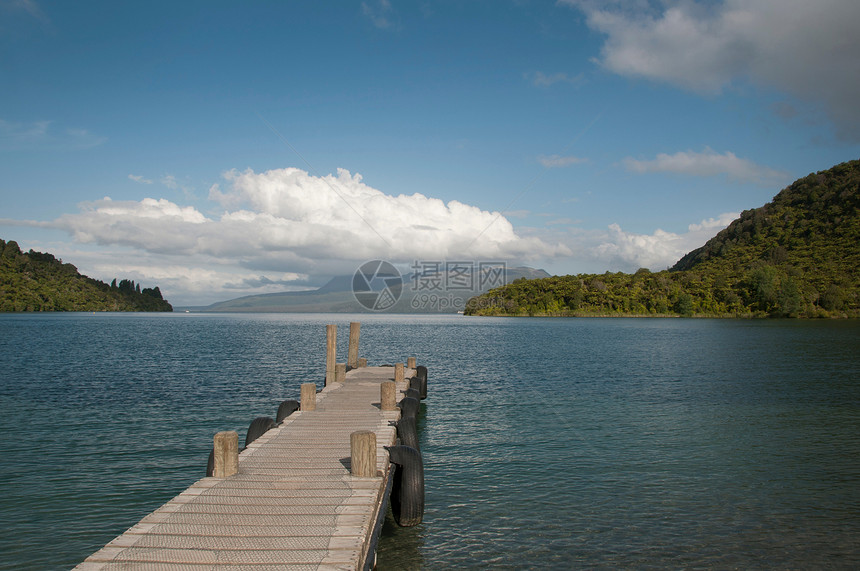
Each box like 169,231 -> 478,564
25,168 -> 573,302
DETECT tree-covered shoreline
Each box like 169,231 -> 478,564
1,239 -> 172,312
467,159 -> 859,319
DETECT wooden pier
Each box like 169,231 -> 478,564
76,323 -> 423,570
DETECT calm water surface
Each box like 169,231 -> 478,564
0,313 -> 858,569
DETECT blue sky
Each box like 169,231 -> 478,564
2,0 -> 859,305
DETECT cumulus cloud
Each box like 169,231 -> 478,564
595,224 -> 685,269
563,0 -> 860,140
594,212 -> 739,270
687,212 -> 739,234
45,167 -> 566,280
538,154 -> 589,168
623,148 -> 788,185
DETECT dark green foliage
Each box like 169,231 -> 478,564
467,159 -> 859,318
0,239 -> 173,312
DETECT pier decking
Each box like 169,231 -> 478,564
76,364 -> 413,570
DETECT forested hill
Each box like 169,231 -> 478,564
0,239 -> 172,312
466,159 -> 859,318
672,159 -> 859,276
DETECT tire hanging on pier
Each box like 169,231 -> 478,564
276,399 -> 299,423
245,416 -> 276,448
415,366 -> 428,399
386,445 -> 424,527
408,377 -> 422,395
396,416 -> 420,451
398,396 -> 420,420
404,387 -> 421,402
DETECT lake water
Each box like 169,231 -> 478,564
0,313 -> 858,570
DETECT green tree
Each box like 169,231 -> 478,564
675,293 -> 694,316
777,275 -> 802,317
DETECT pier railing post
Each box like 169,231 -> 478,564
381,381 -> 396,411
213,431 -> 238,478
348,321 -> 360,369
325,324 -> 337,386
336,362 -> 347,383
407,357 -> 416,369
395,362 -> 404,383
301,383 -> 316,411
358,357 -> 367,368
351,430 -> 376,477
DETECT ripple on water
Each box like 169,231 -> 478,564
1,315 -> 858,570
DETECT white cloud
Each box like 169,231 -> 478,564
687,212 -> 739,234
593,212 -> 739,270
128,174 -> 153,184
36,167 -> 568,301
564,0 -> 860,140
595,224 -> 685,270
512,209 -> 739,275
623,148 -> 788,185
0,118 -> 105,151
538,154 -> 589,168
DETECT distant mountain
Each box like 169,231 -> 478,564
202,266 -> 550,313
466,159 -> 859,318
0,239 -> 173,312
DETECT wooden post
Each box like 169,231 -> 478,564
336,362 -> 347,383
301,383 -> 316,411
358,357 -> 367,368
325,324 -> 337,386
350,430 -> 376,477
395,362 -> 404,383
213,431 -> 238,478
407,357 -> 416,369
348,321 -> 361,369
381,381 -> 396,411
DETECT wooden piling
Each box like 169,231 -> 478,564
348,321 -> 361,369
358,357 -> 367,368
350,430 -> 376,477
325,324 -> 337,386
407,356 -> 416,369
380,381 -> 396,411
336,362 -> 347,383
395,362 -> 404,382
212,431 -> 238,478
301,382 -> 316,411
